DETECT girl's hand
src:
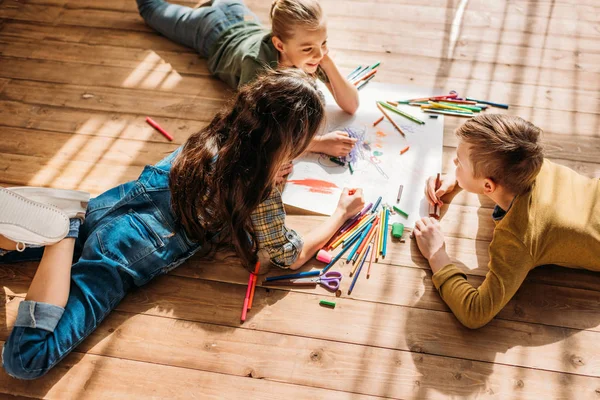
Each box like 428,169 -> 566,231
424,174 -> 457,206
315,131 -> 357,158
335,187 -> 365,220
275,162 -> 293,185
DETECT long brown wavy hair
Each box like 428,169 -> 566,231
169,69 -> 325,270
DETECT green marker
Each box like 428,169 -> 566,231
393,205 -> 409,218
377,101 -> 425,125
319,300 -> 336,308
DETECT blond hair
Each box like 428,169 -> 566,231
270,0 -> 323,41
455,114 -> 544,194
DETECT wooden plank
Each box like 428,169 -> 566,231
0,80 -> 227,122
0,301 -> 597,399
2,0 -> 599,40
3,16 -> 600,57
0,341 -> 375,400
1,38 -> 598,96
1,79 -> 599,144
0,101 -> 207,143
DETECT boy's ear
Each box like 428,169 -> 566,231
483,178 -> 496,195
272,36 -> 285,53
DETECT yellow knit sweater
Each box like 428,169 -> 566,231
432,160 -> 600,329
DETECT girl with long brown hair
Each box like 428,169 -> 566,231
0,70 -> 365,380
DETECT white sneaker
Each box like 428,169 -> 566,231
0,188 -> 70,248
8,187 -> 90,219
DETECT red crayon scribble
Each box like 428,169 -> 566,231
287,178 -> 338,194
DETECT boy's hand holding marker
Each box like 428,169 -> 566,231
424,173 -> 457,206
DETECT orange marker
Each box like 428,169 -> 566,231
373,116 -> 384,126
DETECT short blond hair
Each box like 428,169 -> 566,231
455,114 -> 544,194
270,0 -> 323,41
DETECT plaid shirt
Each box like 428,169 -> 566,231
250,186 -> 303,268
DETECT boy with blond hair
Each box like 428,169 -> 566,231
414,114 -> 600,329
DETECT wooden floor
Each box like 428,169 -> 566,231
1,0 -> 599,398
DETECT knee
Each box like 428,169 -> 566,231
2,329 -> 53,380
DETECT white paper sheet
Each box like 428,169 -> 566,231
282,82 -> 444,226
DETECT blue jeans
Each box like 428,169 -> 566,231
136,0 -> 259,57
2,149 -> 205,380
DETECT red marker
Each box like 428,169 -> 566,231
146,117 -> 174,141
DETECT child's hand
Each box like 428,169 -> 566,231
413,217 -> 451,272
275,162 -> 293,185
335,187 -> 365,220
315,131 -> 357,158
424,174 -> 457,206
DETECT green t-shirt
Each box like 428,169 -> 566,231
207,21 -> 329,89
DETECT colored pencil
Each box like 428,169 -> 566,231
352,221 -> 378,275
433,173 -> 441,218
346,66 -> 362,79
376,102 -> 406,136
400,146 -> 410,155
333,214 -> 376,250
378,101 -> 425,125
423,109 -> 473,117
348,65 -> 369,81
247,261 -> 260,310
465,97 -> 509,109
348,163 -> 354,174
352,217 -> 379,265
321,232 -> 363,274
382,207 -> 390,258
265,270 -> 320,282
428,101 -> 474,112
353,68 -> 378,85
386,100 -> 399,106
367,228 -> 379,279
146,117 -> 174,141
421,105 -> 473,114
356,75 -> 375,90
373,116 -> 384,126
372,196 -> 383,213
348,246 -> 369,295
347,222 -> 373,262
341,215 -> 376,248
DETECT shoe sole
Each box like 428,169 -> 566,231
8,187 -> 90,219
0,188 -> 70,245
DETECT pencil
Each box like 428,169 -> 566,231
465,97 -> 509,109
348,246 -> 369,295
146,117 -> 174,141
352,218 -> 379,266
348,163 -> 354,174
376,102 -> 406,137
382,208 -> 390,258
247,261 -> 260,310
356,75 -> 375,90
351,220 -> 378,275
321,232 -> 363,274
367,231 -> 376,278
400,146 -> 410,155
346,66 -> 362,79
346,222 -> 373,262
353,68 -> 377,85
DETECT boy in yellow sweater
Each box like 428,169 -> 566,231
414,114 -> 600,329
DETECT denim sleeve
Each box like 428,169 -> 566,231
14,300 -> 65,333
250,188 -> 304,268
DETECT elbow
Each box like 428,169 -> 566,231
460,317 -> 492,330
343,99 -> 359,115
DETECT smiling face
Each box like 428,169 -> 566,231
272,23 -> 328,73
